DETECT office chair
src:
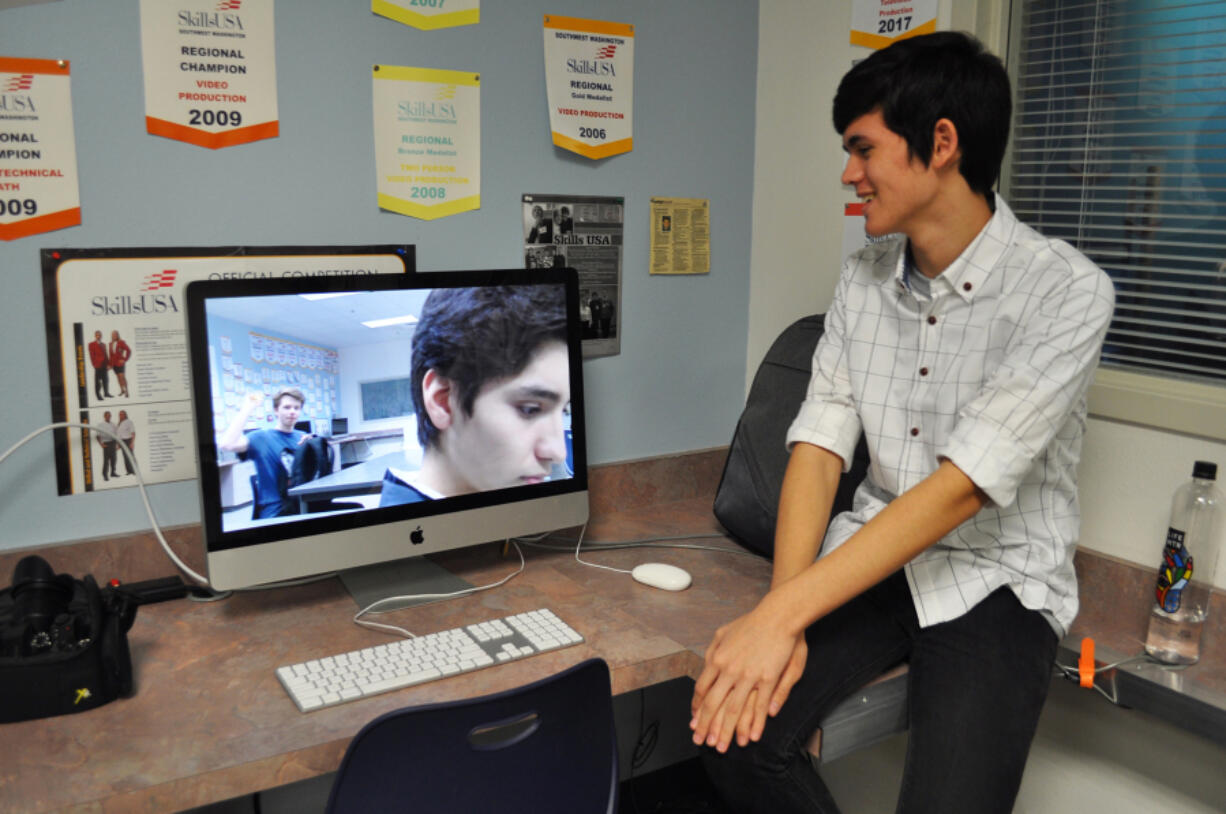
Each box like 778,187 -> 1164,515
325,657 -> 618,814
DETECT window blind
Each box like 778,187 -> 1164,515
1007,0 -> 1226,383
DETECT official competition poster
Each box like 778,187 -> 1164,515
373,66 -> 480,220
372,0 -> 479,30
42,246 -> 414,496
139,0 -> 279,149
523,194 -> 623,359
543,15 -> 634,160
0,57 -> 80,241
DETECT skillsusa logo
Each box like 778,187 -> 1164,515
3,75 -> 34,92
595,45 -> 618,60
141,269 -> 178,291
217,0 -> 242,9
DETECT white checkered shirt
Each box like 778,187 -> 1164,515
786,195 -> 1115,636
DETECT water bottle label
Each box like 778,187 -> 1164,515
1155,527 -> 1194,613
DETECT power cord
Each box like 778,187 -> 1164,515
352,539 -> 526,638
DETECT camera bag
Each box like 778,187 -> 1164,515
0,561 -> 138,724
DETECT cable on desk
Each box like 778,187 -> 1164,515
352,539 -> 527,639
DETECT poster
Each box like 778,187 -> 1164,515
849,0 -> 938,49
42,245 -> 415,496
372,0 -> 478,30
373,65 -> 480,220
139,0 -> 279,149
0,57 -> 80,241
522,194 -> 623,358
543,15 -> 634,160
649,197 -> 709,275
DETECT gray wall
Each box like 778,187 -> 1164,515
0,0 -> 757,549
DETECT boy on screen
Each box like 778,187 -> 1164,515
380,285 -> 570,504
218,386 -> 309,518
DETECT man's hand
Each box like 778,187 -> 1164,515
689,597 -> 806,752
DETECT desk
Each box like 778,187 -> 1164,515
5,449 -> 1226,812
2,452 -> 768,814
285,450 -> 402,513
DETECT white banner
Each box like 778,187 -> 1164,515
373,65 -> 481,220
543,15 -> 634,160
0,57 -> 80,241
372,0 -> 478,30
850,0 -> 938,49
139,0 -> 279,149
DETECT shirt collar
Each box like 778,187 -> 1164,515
890,193 -> 1018,303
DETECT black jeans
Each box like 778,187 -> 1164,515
702,570 -> 1057,813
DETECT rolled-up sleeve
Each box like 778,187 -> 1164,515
939,245 -> 1115,507
787,266 -> 863,471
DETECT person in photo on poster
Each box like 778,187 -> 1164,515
108,330 -> 132,398
557,205 -> 574,234
88,330 -> 112,400
692,32 -> 1114,814
526,205 -> 554,244
379,286 -> 571,505
116,410 -> 136,476
96,410 -> 119,481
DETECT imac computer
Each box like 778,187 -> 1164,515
185,268 -> 588,597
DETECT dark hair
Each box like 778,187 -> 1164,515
832,31 -> 1011,200
411,285 -> 568,448
272,386 -> 305,409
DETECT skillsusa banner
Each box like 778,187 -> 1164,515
543,15 -> 634,160
139,0 -> 279,149
0,57 -> 81,241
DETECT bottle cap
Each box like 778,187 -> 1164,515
1193,460 -> 1217,480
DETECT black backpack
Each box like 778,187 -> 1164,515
713,314 -> 870,558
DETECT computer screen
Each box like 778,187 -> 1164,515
185,268 -> 588,593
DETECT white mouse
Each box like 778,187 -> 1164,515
631,562 -> 692,591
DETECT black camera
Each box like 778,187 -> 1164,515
0,555 -> 89,658
0,555 -> 138,722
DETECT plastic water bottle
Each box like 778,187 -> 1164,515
1144,461 -> 1223,665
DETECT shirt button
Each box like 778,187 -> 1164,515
910,427 -> 920,437
919,367 -> 929,376
927,315 -> 937,325
963,282 -> 973,292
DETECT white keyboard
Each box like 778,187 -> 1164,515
275,608 -> 585,712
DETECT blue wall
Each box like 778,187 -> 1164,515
0,0 -> 757,548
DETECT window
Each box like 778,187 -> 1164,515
1007,0 -> 1226,439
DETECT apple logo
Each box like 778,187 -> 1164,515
410,526 -> 424,545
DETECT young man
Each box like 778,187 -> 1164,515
89,330 -> 111,400
218,386 -> 309,518
379,285 -> 570,505
692,32 -> 1115,813
96,410 -> 119,481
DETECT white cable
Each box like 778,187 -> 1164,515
1,421 -> 210,586
352,539 -> 527,639
570,521 -> 633,575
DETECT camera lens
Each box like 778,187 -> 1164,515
11,556 -> 73,640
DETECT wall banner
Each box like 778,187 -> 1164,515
373,65 -> 481,220
372,0 -> 479,30
543,15 -> 634,160
0,57 -> 80,241
139,0 -> 279,149
849,0 -> 938,49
